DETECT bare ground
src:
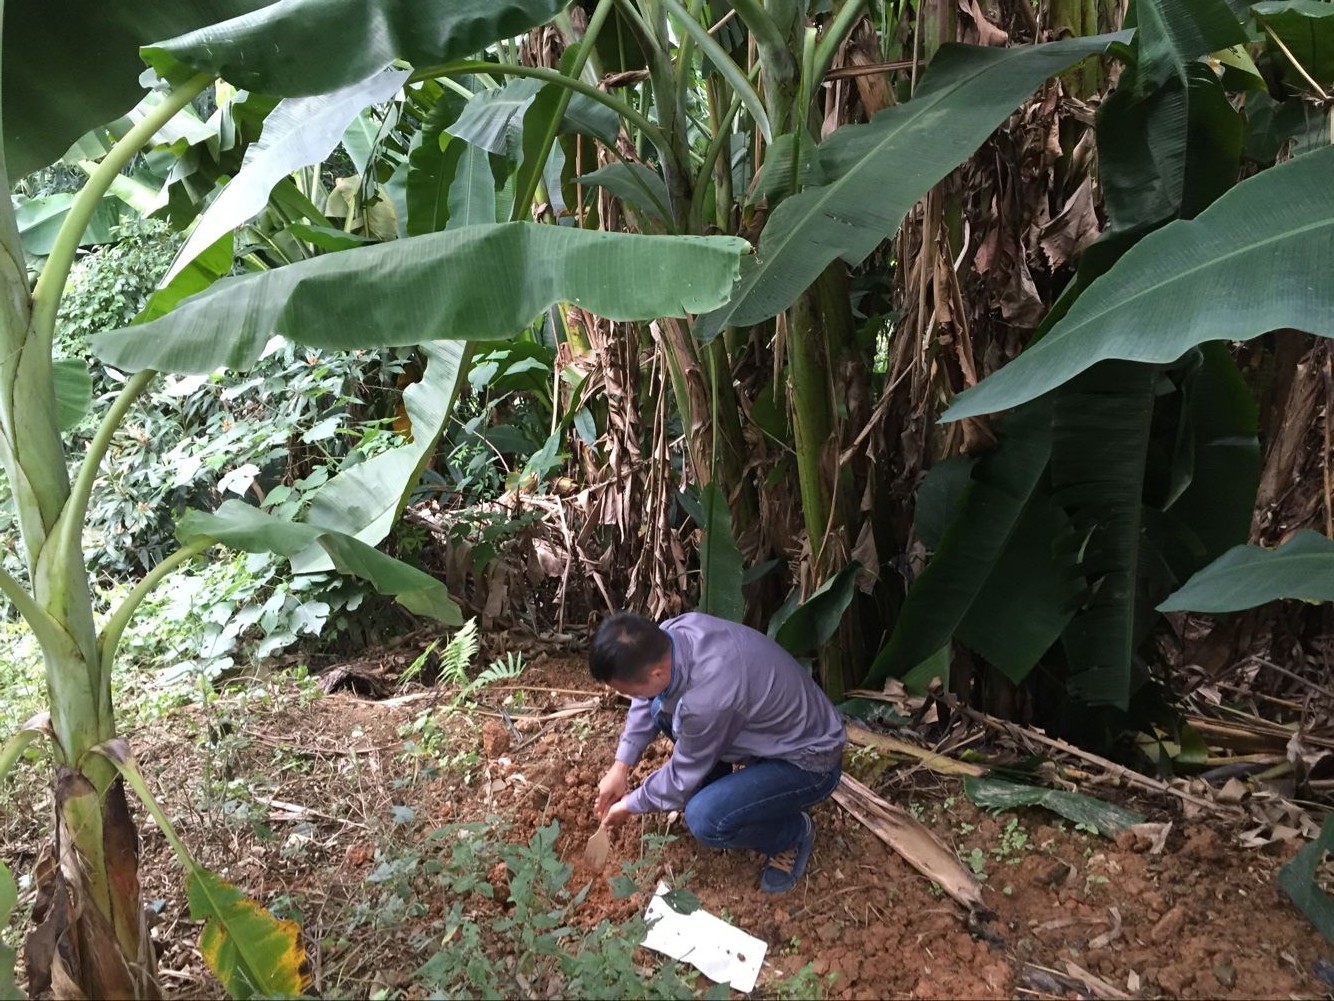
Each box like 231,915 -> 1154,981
2,647 -> 1331,999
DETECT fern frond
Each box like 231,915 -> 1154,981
473,651 -> 525,690
439,618 -> 479,686
399,638 -> 440,686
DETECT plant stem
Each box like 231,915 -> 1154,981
812,0 -> 870,87
90,739 -> 197,869
29,74 -> 211,355
727,0 -> 789,55
511,0 -> 616,221
98,538 -> 211,678
413,60 -> 673,159
1262,22 -> 1329,99
0,561 -> 65,654
690,91 -> 744,231
0,714 -> 48,789
55,370 -> 156,601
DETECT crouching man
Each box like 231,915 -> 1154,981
590,610 -> 845,894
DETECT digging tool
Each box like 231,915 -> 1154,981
584,823 -> 611,871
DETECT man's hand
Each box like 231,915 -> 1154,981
595,761 -> 630,819
601,798 -> 632,829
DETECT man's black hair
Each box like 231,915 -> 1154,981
589,611 -> 670,683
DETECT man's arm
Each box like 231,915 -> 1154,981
624,697 -> 744,813
616,696 -> 657,766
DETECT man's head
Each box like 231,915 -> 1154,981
589,611 -> 671,699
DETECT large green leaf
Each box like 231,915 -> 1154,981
405,88 -> 469,236
576,163 -> 672,226
943,144 -> 1334,422
1254,0 -> 1334,89
1279,813 -> 1334,942
449,144 -> 499,227
143,0 -> 569,97
865,402 -> 1055,686
770,562 -> 863,659
187,866 -> 309,1000
0,861 -> 17,1001
963,777 -> 1145,836
1052,364 -> 1155,710
91,224 -> 749,373
166,65 -> 409,283
1097,62 -> 1243,231
2,0 -> 274,178
1158,529 -> 1334,612
697,483 -> 744,622
1136,0 -> 1247,90
13,193 -> 135,256
449,80 -> 546,157
292,341 -> 467,573
694,32 -> 1128,341
53,360 -> 93,431
1161,343 -> 1259,573
177,500 -> 462,623
955,492 -> 1082,683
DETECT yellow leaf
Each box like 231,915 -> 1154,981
187,867 -> 309,1000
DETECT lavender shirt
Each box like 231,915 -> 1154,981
616,613 -> 846,814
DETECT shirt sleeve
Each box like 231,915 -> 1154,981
625,695 -> 744,813
615,696 -> 657,767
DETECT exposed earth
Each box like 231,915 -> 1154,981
2,641 -> 1331,999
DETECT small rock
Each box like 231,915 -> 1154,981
1150,904 -> 1187,943
481,719 -> 511,757
1213,963 -> 1236,988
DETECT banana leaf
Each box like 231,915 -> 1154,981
1279,813 -> 1334,942
1051,363 -> 1156,710
943,144 -> 1334,422
866,402 -> 1058,686
1135,0 -> 1246,90
142,0 -> 569,97
91,224 -> 750,373
694,31 -> 1129,340
1158,529 -> 1334,613
1254,0 -> 1334,89
166,65 -> 410,284
2,0 -> 274,178
178,501 -> 462,624
964,777 -> 1144,836
292,341 -> 468,574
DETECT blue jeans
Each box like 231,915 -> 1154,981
655,710 -> 842,857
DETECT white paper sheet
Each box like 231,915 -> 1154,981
640,881 -> 768,993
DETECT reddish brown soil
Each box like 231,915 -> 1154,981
472,657 -> 1328,999
4,649 -> 1330,999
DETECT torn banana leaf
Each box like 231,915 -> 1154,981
963,776 -> 1144,836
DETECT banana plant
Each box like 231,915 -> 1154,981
880,0 -> 1334,725
0,1 -> 748,995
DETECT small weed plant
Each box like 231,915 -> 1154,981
416,819 -> 703,999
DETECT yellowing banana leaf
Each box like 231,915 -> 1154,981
187,867 -> 310,1000
846,723 -> 987,778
